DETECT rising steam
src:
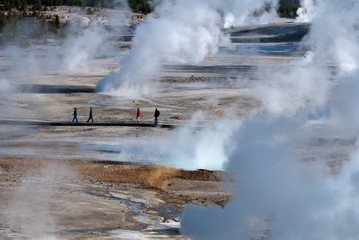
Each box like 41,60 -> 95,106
95,0 -> 279,95
180,0 -> 359,239
296,0 -> 315,22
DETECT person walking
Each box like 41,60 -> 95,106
87,107 -> 94,123
72,107 -> 78,123
136,108 -> 141,122
154,108 -> 160,124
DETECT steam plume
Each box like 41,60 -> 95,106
95,0 -> 280,95
181,0 -> 359,239
296,0 -> 315,22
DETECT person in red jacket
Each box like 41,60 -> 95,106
136,108 -> 141,122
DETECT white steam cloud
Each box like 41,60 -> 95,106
96,0 -> 225,94
0,7 -> 130,87
250,56 -> 333,116
180,0 -> 359,239
61,25 -> 109,73
182,113 -> 359,240
220,0 -> 278,28
296,0 -> 316,22
95,0 -> 280,94
6,162 -> 76,240
143,113 -> 238,170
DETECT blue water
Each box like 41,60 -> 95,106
220,42 -> 301,54
258,43 -> 300,52
78,189 -> 180,232
308,105 -> 331,121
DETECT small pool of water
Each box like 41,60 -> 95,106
78,189 -> 181,232
220,42 -> 301,54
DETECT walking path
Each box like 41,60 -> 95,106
0,119 -> 176,129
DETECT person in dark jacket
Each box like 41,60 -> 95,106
136,108 -> 141,122
72,107 -> 78,123
87,107 -> 94,123
154,108 -> 160,124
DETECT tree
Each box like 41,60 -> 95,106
127,0 -> 152,14
277,0 -> 300,18
0,12 -> 7,28
51,14 -> 59,28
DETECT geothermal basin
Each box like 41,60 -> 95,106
0,15 -> 352,239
